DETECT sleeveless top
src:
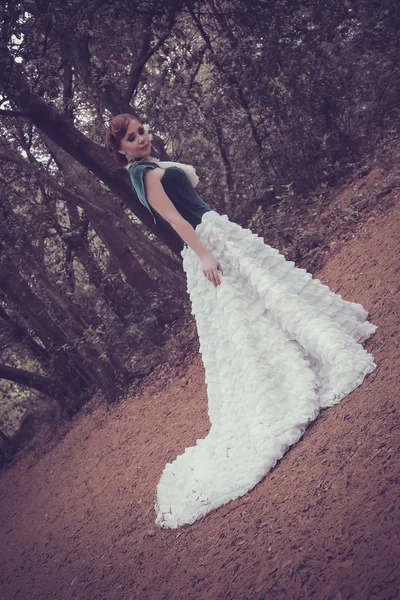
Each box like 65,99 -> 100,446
127,161 -> 213,248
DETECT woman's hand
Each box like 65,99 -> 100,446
200,253 -> 224,287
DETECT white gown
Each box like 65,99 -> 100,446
154,209 -> 378,529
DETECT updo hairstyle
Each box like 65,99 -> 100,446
105,112 -> 142,167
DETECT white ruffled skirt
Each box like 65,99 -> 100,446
155,210 -> 377,529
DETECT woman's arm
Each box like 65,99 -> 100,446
144,169 -> 223,287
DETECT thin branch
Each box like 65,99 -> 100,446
124,10 -> 177,102
0,151 -> 108,217
187,46 -> 207,95
0,109 -> 30,117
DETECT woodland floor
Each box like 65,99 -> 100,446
0,147 -> 399,600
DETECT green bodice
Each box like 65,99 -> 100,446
128,162 -> 212,243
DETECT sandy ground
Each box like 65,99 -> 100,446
0,173 -> 399,599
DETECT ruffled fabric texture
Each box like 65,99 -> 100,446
155,211 -> 378,529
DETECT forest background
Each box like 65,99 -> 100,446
0,0 -> 399,459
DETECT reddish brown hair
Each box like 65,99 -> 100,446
105,112 -> 142,166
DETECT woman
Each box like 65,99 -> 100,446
105,113 -> 378,529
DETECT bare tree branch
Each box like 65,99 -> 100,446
0,109 -> 30,117
124,10 -> 177,103
0,150 -> 108,217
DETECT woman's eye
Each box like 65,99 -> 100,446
127,135 -> 135,142
138,127 -> 145,135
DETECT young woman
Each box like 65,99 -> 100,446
105,113 -> 378,529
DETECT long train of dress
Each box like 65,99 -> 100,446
154,211 -> 378,528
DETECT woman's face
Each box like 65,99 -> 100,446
118,118 -> 151,160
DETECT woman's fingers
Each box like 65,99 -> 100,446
211,270 -> 219,287
204,270 -> 214,286
202,261 -> 224,287
203,267 -> 222,287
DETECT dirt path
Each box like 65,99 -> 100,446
0,180 -> 399,599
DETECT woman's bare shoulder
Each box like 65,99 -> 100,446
144,166 -> 164,182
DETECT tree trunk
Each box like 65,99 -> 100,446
0,251 -> 120,401
0,304 -> 48,360
0,363 -> 68,406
